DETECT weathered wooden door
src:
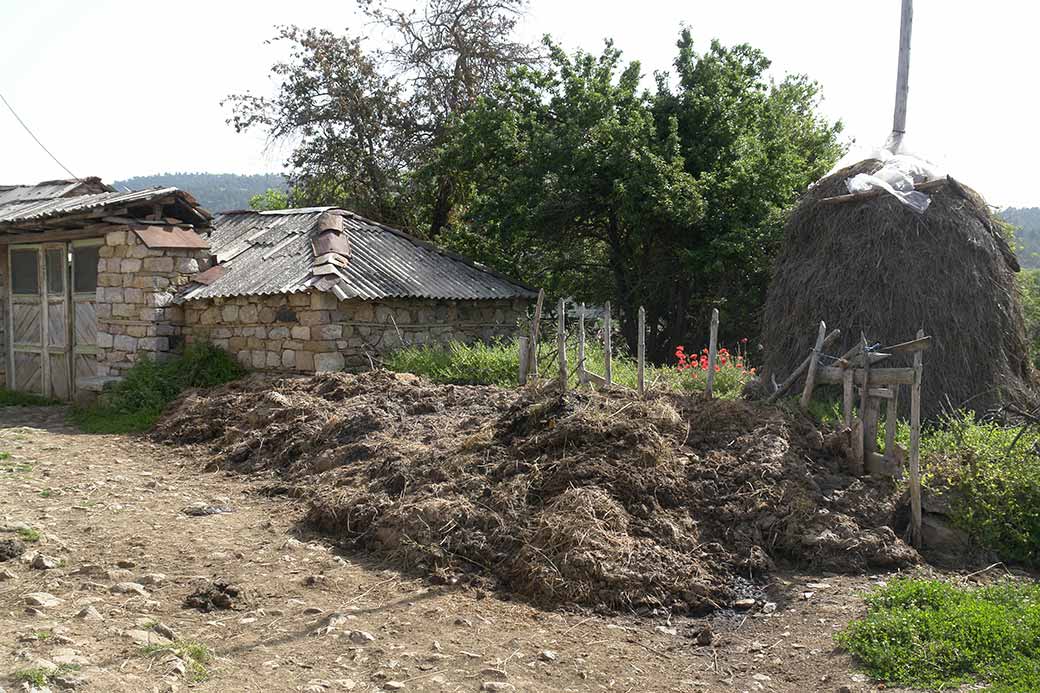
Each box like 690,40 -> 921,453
6,241 -> 94,400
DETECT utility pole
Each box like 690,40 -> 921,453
889,0 -> 913,152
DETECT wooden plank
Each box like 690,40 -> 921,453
816,366 -> 915,386
892,0 -> 913,138
910,328 -> 924,548
578,303 -> 588,386
528,289 -> 545,379
637,306 -> 646,397
862,396 -> 882,474
603,301 -> 612,385
885,385 -> 900,460
851,420 -> 865,476
765,328 -> 840,402
518,336 -> 529,386
557,298 -> 568,391
859,336 -> 872,475
869,387 -> 895,399
706,308 -> 720,399
843,367 -> 855,427
881,335 -> 932,355
799,321 -> 827,409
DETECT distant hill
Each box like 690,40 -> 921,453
1000,207 -> 1040,269
111,173 -> 286,214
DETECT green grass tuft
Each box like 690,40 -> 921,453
838,578 -> 1040,692
70,342 -> 245,434
141,639 -> 212,682
17,527 -> 41,543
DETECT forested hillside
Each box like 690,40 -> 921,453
112,173 -> 285,214
1001,207 -> 1040,268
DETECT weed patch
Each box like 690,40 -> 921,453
0,389 -> 58,407
71,342 -> 245,434
17,527 -> 41,543
838,578 -> 1040,692
141,639 -> 212,682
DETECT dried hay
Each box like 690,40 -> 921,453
761,160 -> 1035,419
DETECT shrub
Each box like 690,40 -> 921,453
674,341 -> 755,398
838,578 -> 1040,692
0,389 -> 58,407
71,342 -> 245,434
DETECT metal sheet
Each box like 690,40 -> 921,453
133,225 -> 210,249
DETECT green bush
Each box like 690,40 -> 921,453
384,338 -> 751,398
838,578 -> 1040,692
1018,269 -> 1040,368
71,342 -> 245,434
0,389 -> 58,407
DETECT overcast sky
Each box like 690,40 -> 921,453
1,1 -> 1036,206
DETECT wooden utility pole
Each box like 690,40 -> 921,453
890,0 -> 913,150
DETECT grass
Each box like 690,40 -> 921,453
17,527 -> 41,543
384,338 -> 754,399
11,663 -> 80,687
0,389 -> 58,407
70,342 -> 245,434
141,639 -> 212,682
838,578 -> 1040,692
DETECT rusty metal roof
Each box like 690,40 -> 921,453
180,208 -> 536,302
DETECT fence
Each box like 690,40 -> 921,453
518,289 -> 723,398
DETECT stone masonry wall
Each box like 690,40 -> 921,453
0,244 -> 7,388
181,291 -> 527,372
95,227 -> 212,377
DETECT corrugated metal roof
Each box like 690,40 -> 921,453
0,187 -> 181,226
181,209 -> 536,302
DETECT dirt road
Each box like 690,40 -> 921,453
0,405 -> 908,693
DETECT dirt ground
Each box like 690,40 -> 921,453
1,404 -> 942,693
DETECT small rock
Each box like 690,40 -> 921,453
801,591 -> 815,600
837,686 -> 853,693
733,598 -> 756,610
106,569 -> 134,581
383,683 -> 405,691
24,592 -> 63,608
110,582 -> 149,596
75,606 -> 104,621
348,630 -> 376,644
31,554 -> 60,570
116,559 -> 136,569
454,617 -> 473,627
182,502 -> 234,516
481,684 -> 515,692
762,602 -> 777,614
480,668 -> 508,681
850,674 -> 868,683
138,573 -> 166,586
125,629 -> 169,646
52,648 -> 89,666
695,626 -> 714,646
539,650 -> 557,662
654,625 -> 677,636
152,622 -> 178,640
0,538 -> 26,562
752,673 -> 772,682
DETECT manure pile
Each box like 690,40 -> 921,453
156,370 -> 917,612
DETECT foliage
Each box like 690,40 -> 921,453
837,578 -> 1040,692
384,337 -> 749,398
445,32 -> 843,359
249,187 -> 290,211
17,527 -> 41,543
71,342 -> 245,434
11,664 -> 80,688
1002,207 -> 1040,269
0,389 -> 58,407
112,173 -> 285,214
674,342 -> 755,396
225,0 -> 534,236
1017,268 -> 1040,367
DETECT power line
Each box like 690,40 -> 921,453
0,90 -> 79,180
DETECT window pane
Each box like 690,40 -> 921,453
46,248 -> 65,295
11,249 -> 39,295
73,245 -> 99,293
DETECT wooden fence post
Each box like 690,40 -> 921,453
528,288 -> 545,380
909,327 -> 924,548
578,303 -> 588,386
603,301 -> 612,385
799,320 -> 827,409
557,298 -> 568,391
637,306 -> 646,396
706,308 -> 720,398
518,336 -> 529,385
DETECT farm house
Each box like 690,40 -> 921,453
0,178 -> 535,401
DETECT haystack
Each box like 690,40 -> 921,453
761,159 -> 1034,420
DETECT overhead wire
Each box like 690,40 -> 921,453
0,90 -> 79,180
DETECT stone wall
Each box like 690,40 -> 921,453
181,291 -> 527,372
95,227 -> 212,377
0,244 -> 7,388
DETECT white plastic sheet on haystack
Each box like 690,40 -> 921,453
829,134 -> 946,214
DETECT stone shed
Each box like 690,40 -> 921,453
179,208 -> 535,371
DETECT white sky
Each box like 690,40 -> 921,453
1,1 -> 1036,206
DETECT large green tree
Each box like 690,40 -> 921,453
444,32 -> 844,359
225,0 -> 534,235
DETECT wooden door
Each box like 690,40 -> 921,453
70,240 -> 101,390
8,245 -> 46,394
6,242 -> 81,400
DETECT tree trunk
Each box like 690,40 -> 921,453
428,176 -> 455,239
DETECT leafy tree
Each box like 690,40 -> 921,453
249,188 -> 290,211
444,33 -> 844,359
225,0 -> 534,236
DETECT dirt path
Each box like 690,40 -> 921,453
0,405 -> 915,693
